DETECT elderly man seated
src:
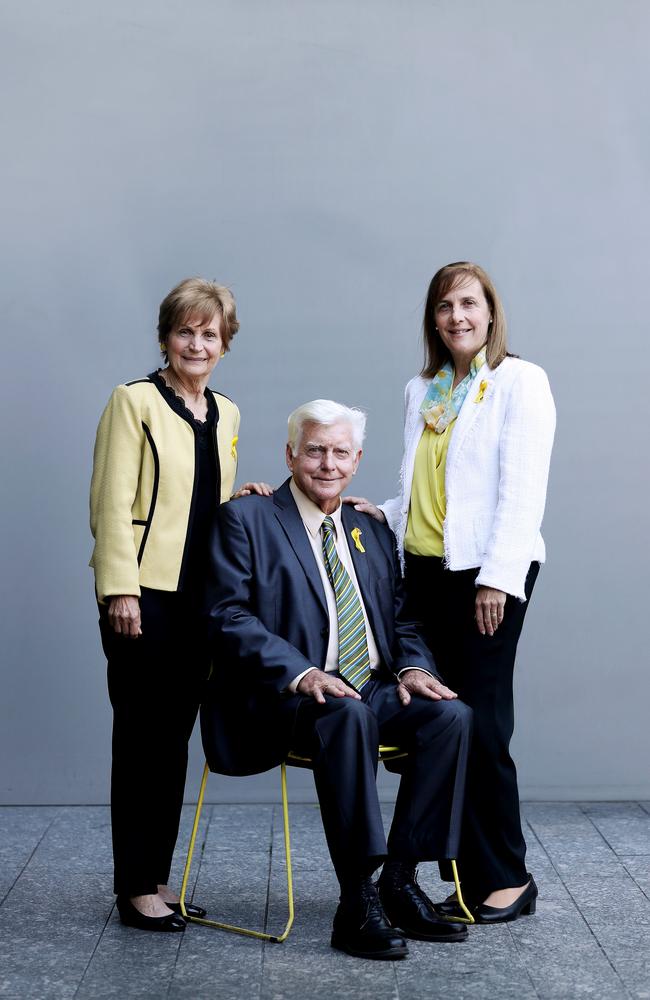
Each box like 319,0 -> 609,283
203,400 -> 472,960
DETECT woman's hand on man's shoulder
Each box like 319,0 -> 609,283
342,496 -> 386,523
231,482 -> 274,499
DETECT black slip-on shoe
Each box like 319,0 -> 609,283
116,895 -> 187,932
473,876 -> 538,924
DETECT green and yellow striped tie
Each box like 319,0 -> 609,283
321,516 -> 372,691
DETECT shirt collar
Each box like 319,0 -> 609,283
290,478 -> 343,539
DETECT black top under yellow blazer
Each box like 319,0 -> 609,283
90,373 -> 240,602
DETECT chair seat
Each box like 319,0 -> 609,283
286,745 -> 407,769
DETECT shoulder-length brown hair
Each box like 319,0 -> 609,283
421,262 -> 508,377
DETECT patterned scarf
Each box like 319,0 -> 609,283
419,347 -> 487,433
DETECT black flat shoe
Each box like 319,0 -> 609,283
166,901 -> 207,919
331,878 -> 409,960
116,895 -> 187,932
473,876 -> 538,924
378,863 -> 468,942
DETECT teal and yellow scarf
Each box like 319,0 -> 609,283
419,347 -> 487,433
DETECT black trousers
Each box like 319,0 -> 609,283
291,675 -> 472,884
99,588 -> 210,897
404,554 -> 539,897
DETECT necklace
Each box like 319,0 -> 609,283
160,369 -> 209,423
161,368 -> 205,407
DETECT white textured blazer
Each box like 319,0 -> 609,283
379,357 -> 556,601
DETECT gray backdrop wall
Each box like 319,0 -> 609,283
1,0 -> 647,804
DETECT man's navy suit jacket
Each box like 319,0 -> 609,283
201,479 -> 437,776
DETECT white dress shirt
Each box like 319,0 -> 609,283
287,479 -> 431,693
288,479 -> 381,692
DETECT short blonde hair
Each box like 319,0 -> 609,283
157,277 -> 239,358
421,262 -> 508,376
287,400 -> 367,455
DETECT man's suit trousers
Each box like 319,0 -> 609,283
291,676 -> 472,882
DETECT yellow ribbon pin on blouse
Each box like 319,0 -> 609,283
351,527 -> 365,553
231,435 -> 238,460
474,380 -> 488,403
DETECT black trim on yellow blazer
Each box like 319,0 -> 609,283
138,422 -> 160,566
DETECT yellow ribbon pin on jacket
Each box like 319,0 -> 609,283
474,380 -> 488,403
231,435 -> 238,460
351,527 -> 365,553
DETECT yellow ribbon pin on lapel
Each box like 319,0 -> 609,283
351,527 -> 365,553
474,380 -> 488,403
231,435 -> 238,460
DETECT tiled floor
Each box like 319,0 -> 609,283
1,800 -> 648,999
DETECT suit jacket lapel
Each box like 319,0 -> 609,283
340,506 -> 392,664
273,480 -> 328,617
448,362 -> 491,461
341,503 -> 371,592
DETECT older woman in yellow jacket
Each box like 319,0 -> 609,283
90,277 -> 269,932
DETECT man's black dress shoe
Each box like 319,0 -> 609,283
116,895 -> 187,932
378,862 -> 468,942
166,901 -> 207,919
331,878 -> 409,960
473,875 -> 538,924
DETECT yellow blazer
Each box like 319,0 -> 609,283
90,374 -> 240,602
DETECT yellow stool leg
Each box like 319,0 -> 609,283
448,859 -> 476,924
180,760 -> 295,942
270,762 -> 295,942
179,760 -> 209,918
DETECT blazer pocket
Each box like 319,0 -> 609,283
472,513 -> 494,556
131,521 -> 146,562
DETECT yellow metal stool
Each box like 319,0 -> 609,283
179,746 -> 474,941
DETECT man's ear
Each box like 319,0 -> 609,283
286,442 -> 294,472
352,448 -> 363,474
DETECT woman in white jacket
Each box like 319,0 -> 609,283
347,262 -> 555,923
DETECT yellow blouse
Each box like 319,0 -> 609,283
404,420 -> 456,557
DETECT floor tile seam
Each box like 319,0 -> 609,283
70,899 -> 117,1000
0,809 -> 61,907
257,806 -> 276,1000
505,920 -> 542,1000
166,803 -> 215,1000
620,859 -> 650,904
579,803 -> 645,863
390,954 -> 401,998
523,817 -> 633,996
72,805 -> 210,998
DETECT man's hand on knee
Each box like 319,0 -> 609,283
297,669 -> 362,705
397,670 -> 457,706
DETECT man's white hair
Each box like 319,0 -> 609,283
287,399 -> 367,455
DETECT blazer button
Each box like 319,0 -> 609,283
320,626 -> 329,637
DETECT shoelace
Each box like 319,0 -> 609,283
342,878 -> 384,922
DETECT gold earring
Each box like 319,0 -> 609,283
220,350 -> 225,357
